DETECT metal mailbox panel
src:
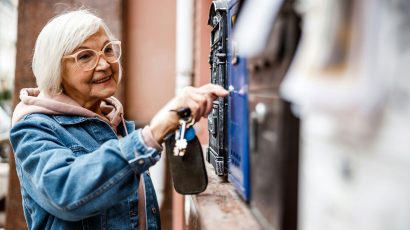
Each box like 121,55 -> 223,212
227,0 -> 251,201
207,0 -> 229,176
249,92 -> 299,230
246,2 -> 302,229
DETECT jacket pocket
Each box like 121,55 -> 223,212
81,214 -> 104,230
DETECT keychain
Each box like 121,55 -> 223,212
165,107 -> 208,194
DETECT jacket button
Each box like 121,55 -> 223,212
138,159 -> 144,165
151,207 -> 157,214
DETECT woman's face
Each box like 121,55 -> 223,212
61,27 -> 120,109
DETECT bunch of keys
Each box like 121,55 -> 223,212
166,107 -> 208,194
171,107 -> 196,156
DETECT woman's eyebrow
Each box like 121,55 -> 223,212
72,46 -> 90,53
101,40 -> 110,48
78,46 -> 90,49
72,40 -> 110,53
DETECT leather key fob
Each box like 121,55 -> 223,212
165,134 -> 208,194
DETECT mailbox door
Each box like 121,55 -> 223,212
207,1 -> 229,176
227,0 -> 251,201
247,2 -> 301,229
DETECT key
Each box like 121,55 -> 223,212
174,117 -> 195,156
171,108 -> 194,156
173,118 -> 196,154
174,119 -> 188,156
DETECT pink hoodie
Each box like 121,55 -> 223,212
12,88 -> 162,150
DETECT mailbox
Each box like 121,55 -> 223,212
246,2 -> 301,229
207,0 -> 229,176
226,0 -> 251,201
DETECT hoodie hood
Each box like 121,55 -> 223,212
12,88 -> 124,130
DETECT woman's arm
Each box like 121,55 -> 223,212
10,114 -> 159,221
149,83 -> 228,143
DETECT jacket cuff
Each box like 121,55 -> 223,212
141,125 -> 163,151
120,129 -> 161,174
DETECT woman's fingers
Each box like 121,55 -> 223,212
189,93 -> 208,120
200,83 -> 229,98
183,84 -> 228,119
149,84 -> 228,143
204,95 -> 214,118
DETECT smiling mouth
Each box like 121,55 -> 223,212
92,75 -> 112,84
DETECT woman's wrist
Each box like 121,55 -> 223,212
141,126 -> 163,151
149,111 -> 180,144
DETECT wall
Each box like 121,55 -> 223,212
124,0 -> 176,125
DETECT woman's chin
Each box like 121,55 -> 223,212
92,83 -> 117,99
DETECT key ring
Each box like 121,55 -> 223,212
170,107 -> 191,119
170,107 -> 195,128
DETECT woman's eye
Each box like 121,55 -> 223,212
77,51 -> 94,62
104,46 -> 114,54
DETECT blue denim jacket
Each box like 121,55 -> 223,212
9,113 -> 161,229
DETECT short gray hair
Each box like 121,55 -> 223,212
32,9 -> 117,95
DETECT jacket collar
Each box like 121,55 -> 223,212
12,88 -> 126,132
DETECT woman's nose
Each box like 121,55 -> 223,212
95,55 -> 110,70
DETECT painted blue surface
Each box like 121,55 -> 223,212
226,0 -> 251,201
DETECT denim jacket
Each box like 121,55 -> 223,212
10,113 -> 161,229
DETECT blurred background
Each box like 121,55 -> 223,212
1,0 -> 410,230
0,0 -> 17,227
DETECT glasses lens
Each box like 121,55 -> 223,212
76,50 -> 97,70
103,42 -> 121,63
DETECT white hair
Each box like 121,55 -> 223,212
32,9 -> 119,95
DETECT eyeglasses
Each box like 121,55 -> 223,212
63,41 -> 121,71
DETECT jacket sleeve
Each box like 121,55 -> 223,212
9,114 -> 161,221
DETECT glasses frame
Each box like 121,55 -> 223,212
63,40 -> 122,71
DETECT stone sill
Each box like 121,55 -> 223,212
188,161 -> 262,230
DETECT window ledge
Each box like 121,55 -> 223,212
188,162 -> 261,230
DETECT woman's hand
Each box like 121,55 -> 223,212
149,84 -> 228,143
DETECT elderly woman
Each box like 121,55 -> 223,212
9,10 -> 227,230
